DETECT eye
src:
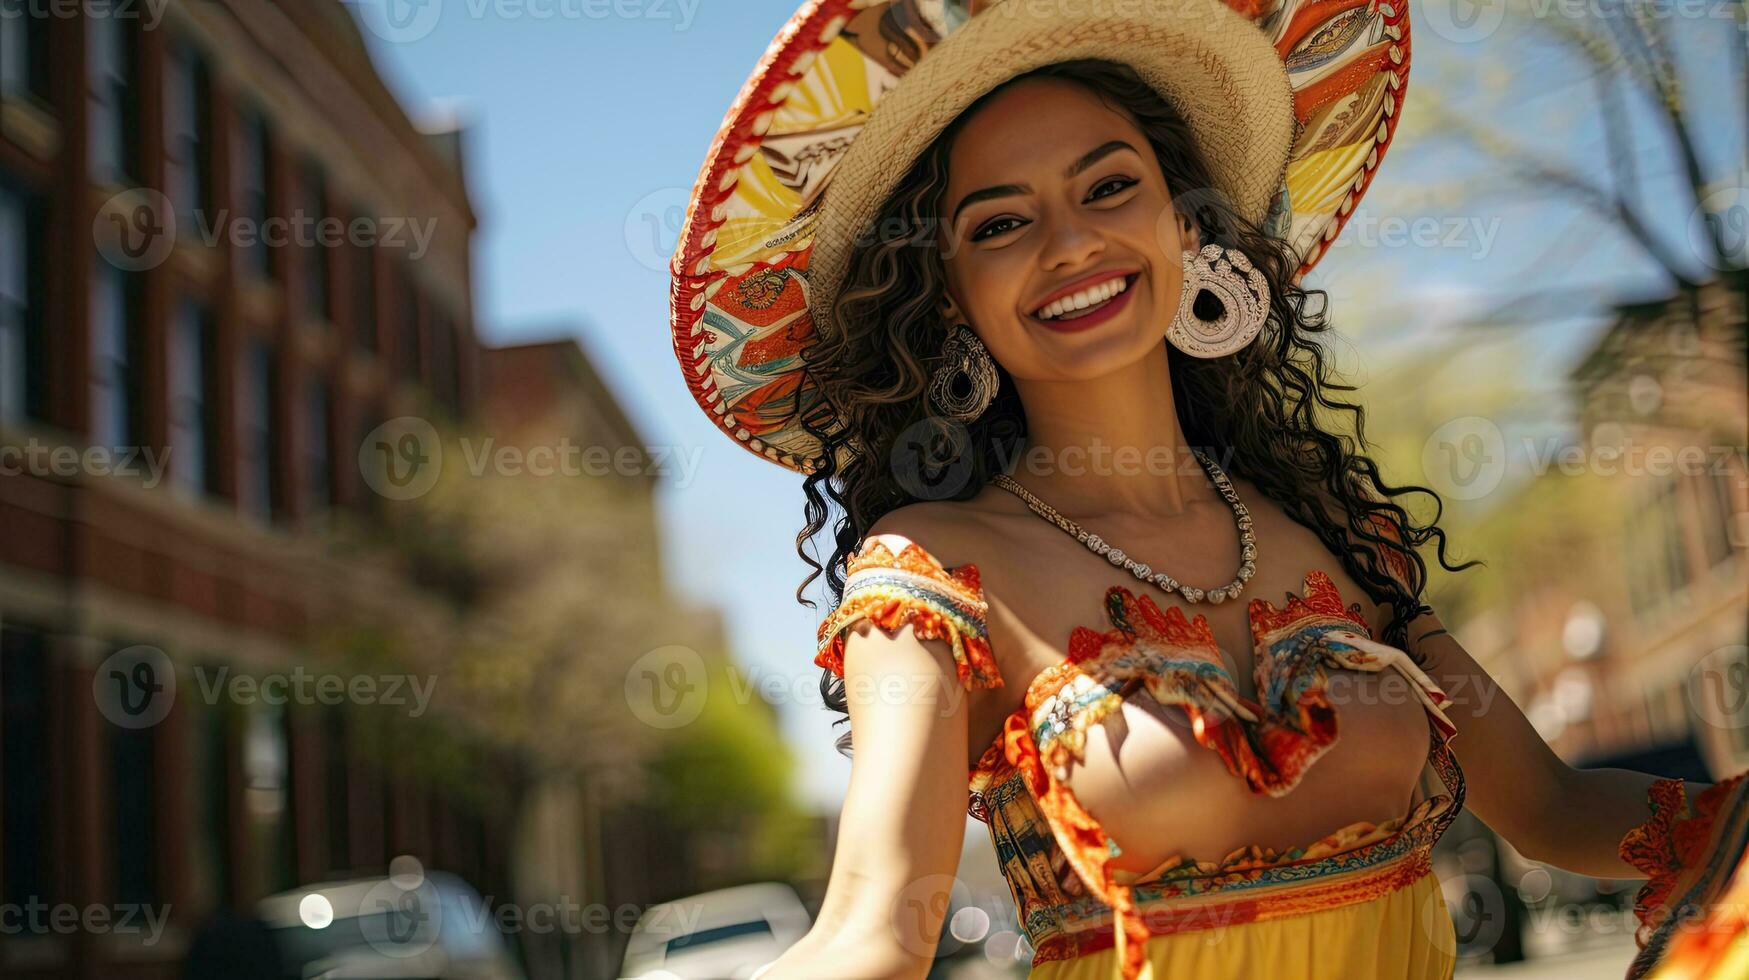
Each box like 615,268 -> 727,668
971,216 -> 1025,242
1089,176 -> 1138,201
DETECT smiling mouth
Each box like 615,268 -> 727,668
1031,273 -> 1140,322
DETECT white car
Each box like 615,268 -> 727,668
257,869 -> 524,979
620,882 -> 811,980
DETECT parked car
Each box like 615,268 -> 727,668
620,882 -> 811,980
255,869 -> 524,979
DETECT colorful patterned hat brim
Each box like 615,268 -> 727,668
671,0 -> 1412,474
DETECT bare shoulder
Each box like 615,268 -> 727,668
862,490 -> 1024,573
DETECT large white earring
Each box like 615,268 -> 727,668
1166,244 -> 1269,358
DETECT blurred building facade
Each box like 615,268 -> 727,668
1443,275 -> 1747,784
0,4 -> 744,980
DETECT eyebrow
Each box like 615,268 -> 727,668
950,139 -> 1140,226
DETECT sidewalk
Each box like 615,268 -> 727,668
1458,933 -> 1639,979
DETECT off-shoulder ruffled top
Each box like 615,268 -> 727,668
815,536 -> 1467,980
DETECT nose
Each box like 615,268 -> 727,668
1037,207 -> 1104,272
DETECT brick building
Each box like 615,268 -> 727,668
0,3 -> 513,977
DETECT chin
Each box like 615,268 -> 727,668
1015,319 -> 1162,380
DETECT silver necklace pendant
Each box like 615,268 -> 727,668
991,448 -> 1257,604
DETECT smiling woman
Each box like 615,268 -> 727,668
667,2 -> 1749,980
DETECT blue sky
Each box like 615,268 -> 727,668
350,0 -> 1745,812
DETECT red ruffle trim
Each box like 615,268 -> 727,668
814,591 -> 1001,689
1620,773 -> 1749,949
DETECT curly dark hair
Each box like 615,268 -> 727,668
791,59 -> 1477,755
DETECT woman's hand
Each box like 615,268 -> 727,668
758,592 -> 976,979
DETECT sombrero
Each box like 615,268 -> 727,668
670,0 -> 1411,474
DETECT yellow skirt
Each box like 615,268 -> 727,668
1029,870 -> 1455,980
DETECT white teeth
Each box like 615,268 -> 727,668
1036,276 -> 1129,320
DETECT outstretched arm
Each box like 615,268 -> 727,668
760,596 -> 974,979
1410,611 -> 1710,879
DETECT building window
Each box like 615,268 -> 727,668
241,703 -> 295,892
0,0 -> 51,105
430,312 -> 458,414
397,263 -> 421,383
1698,470 -> 1740,567
234,108 -> 272,280
1660,477 -> 1691,594
301,160 -> 330,323
304,377 -> 332,514
352,400 -> 383,516
170,301 -> 219,497
88,15 -> 140,186
112,703 -> 160,906
325,709 -> 349,872
1,181 -> 45,427
239,339 -> 280,521
352,210 -> 377,353
199,695 -> 234,908
91,259 -> 143,450
2,623 -> 50,908
164,40 -> 212,233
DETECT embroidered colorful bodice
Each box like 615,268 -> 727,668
816,537 -> 1467,980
